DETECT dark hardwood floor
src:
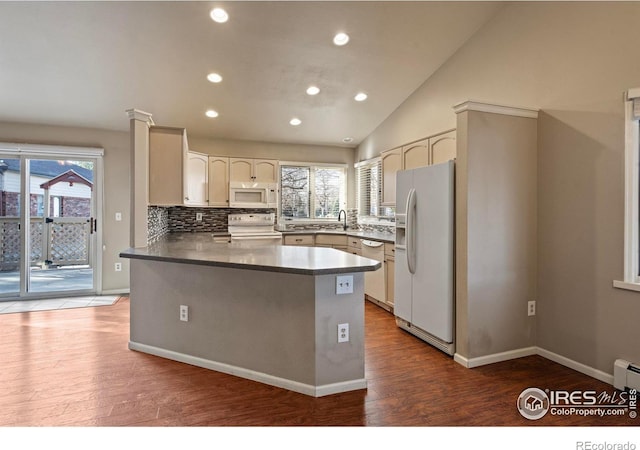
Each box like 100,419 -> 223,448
0,296 -> 636,429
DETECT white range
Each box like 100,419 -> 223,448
227,213 -> 282,244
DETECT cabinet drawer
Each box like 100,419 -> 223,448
283,234 -> 315,246
315,234 -> 347,246
347,237 -> 361,249
385,243 -> 395,258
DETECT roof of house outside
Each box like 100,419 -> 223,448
0,159 -> 93,181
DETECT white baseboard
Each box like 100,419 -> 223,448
100,288 -> 129,296
536,346 -> 614,385
128,341 -> 367,397
454,347 -> 537,368
454,345 -> 614,386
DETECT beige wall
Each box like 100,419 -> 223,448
357,2 -> 640,374
188,136 -> 357,208
456,109 -> 538,359
0,121 -> 131,293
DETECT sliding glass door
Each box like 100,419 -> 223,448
0,157 -> 22,297
28,158 -> 96,294
0,150 -> 101,300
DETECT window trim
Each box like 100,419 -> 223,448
278,161 -> 347,223
355,156 -> 395,224
614,88 -> 640,291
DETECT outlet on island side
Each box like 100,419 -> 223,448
528,300 -> 536,317
114,262 -> 122,272
336,275 -> 353,295
338,323 -> 349,343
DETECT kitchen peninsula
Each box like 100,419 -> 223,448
120,233 -> 381,397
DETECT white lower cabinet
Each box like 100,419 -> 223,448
283,234 -> 314,246
384,243 -> 395,307
315,234 -> 347,252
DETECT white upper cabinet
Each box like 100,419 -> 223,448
402,138 -> 429,170
254,159 -> 278,183
230,158 -> 278,183
381,147 -> 402,206
185,151 -> 209,206
430,130 -> 456,165
208,156 -> 230,207
379,129 -> 457,206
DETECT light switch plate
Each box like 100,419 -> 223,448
115,212 -> 122,221
336,275 -> 354,295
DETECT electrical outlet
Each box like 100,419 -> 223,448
115,212 -> 122,221
114,262 -> 122,272
528,300 -> 536,316
338,323 -> 349,343
196,212 -> 203,222
180,305 -> 189,322
336,275 -> 354,295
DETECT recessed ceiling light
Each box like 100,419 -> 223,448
354,92 -> 368,102
333,32 -> 349,46
290,118 -> 302,126
210,8 -> 228,23
207,73 -> 223,83
306,86 -> 320,96
206,109 -> 219,118
342,137 -> 353,143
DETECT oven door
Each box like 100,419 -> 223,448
230,234 -> 283,244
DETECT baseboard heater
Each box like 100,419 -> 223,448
613,359 -> 640,391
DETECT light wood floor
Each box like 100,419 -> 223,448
0,296 -> 636,427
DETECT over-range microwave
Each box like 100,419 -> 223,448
229,182 -> 278,208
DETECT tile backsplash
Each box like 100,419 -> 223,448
148,206 -> 276,243
147,206 -> 395,242
147,206 -> 169,243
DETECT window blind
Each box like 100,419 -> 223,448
357,157 -> 382,218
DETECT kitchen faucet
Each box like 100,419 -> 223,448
338,209 -> 347,231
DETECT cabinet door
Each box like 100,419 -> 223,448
430,130 -> 456,165
385,259 -> 395,306
283,235 -> 314,246
229,158 -> 254,182
208,156 -> 229,207
254,159 -> 278,183
402,138 -> 429,170
381,147 -> 402,205
185,152 -> 208,206
149,126 -> 186,206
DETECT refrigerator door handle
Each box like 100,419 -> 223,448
406,188 -> 417,275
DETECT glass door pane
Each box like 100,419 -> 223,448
28,159 -> 95,294
0,157 -> 21,297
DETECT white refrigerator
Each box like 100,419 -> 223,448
394,160 -> 455,355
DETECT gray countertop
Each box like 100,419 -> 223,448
280,229 -> 395,243
120,233 -> 381,275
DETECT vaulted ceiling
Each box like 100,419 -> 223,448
0,1 -> 503,147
